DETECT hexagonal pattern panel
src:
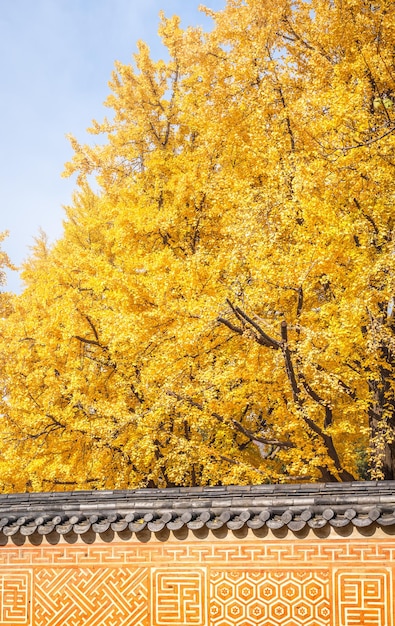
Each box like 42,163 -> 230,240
0,538 -> 393,626
210,569 -> 329,626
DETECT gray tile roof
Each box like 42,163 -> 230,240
0,481 -> 394,538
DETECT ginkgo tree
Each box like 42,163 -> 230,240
0,232 -> 12,290
0,232 -> 15,473
1,0 -> 395,491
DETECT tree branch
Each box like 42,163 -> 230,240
298,373 -> 333,428
217,317 -> 243,336
354,197 -> 379,235
280,322 -> 354,481
281,321 -> 302,404
166,391 -> 293,449
342,126 -> 395,151
296,286 -> 303,318
74,335 -> 105,349
228,301 -> 281,349
84,315 -> 99,341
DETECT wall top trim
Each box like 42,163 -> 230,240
0,481 -> 394,538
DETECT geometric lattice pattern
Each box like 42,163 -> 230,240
152,569 -> 206,625
34,567 -> 148,626
0,539 -> 394,625
334,569 -> 393,626
0,572 -> 31,626
210,569 -> 330,626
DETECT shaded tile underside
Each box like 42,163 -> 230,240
0,481 -> 394,538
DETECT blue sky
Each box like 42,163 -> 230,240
1,0 -> 226,292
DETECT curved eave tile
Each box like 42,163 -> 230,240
0,482 -> 393,537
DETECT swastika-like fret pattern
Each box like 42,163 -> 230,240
335,569 -> 393,626
0,572 -> 31,626
1,539 -> 395,567
0,540 -> 393,625
152,569 -> 205,625
34,567 -> 148,626
210,569 -> 330,626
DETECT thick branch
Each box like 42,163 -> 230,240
281,321 -> 354,481
225,299 -> 247,326
354,198 -> 379,235
217,317 -> 243,336
166,391 -> 293,449
229,301 -> 281,349
296,286 -> 303,318
298,374 -> 333,428
85,315 -> 99,341
281,321 -> 302,404
74,336 -> 105,349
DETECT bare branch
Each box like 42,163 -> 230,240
281,321 -> 302,404
342,126 -> 395,152
225,299 -> 247,326
231,303 -> 281,349
85,315 -> 99,341
74,335 -> 105,349
354,198 -> 379,235
296,286 -> 303,318
280,322 -> 354,480
298,374 -> 333,428
217,317 -> 243,336
166,391 -> 293,449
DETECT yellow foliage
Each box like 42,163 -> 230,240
1,0 -> 395,490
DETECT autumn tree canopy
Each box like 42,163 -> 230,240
1,0 -> 395,491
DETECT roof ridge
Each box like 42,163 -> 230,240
0,482 -> 393,538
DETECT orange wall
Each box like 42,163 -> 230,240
0,529 -> 393,625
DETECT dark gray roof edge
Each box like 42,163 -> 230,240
0,481 -> 394,537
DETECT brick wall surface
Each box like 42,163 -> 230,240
0,528 -> 393,626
